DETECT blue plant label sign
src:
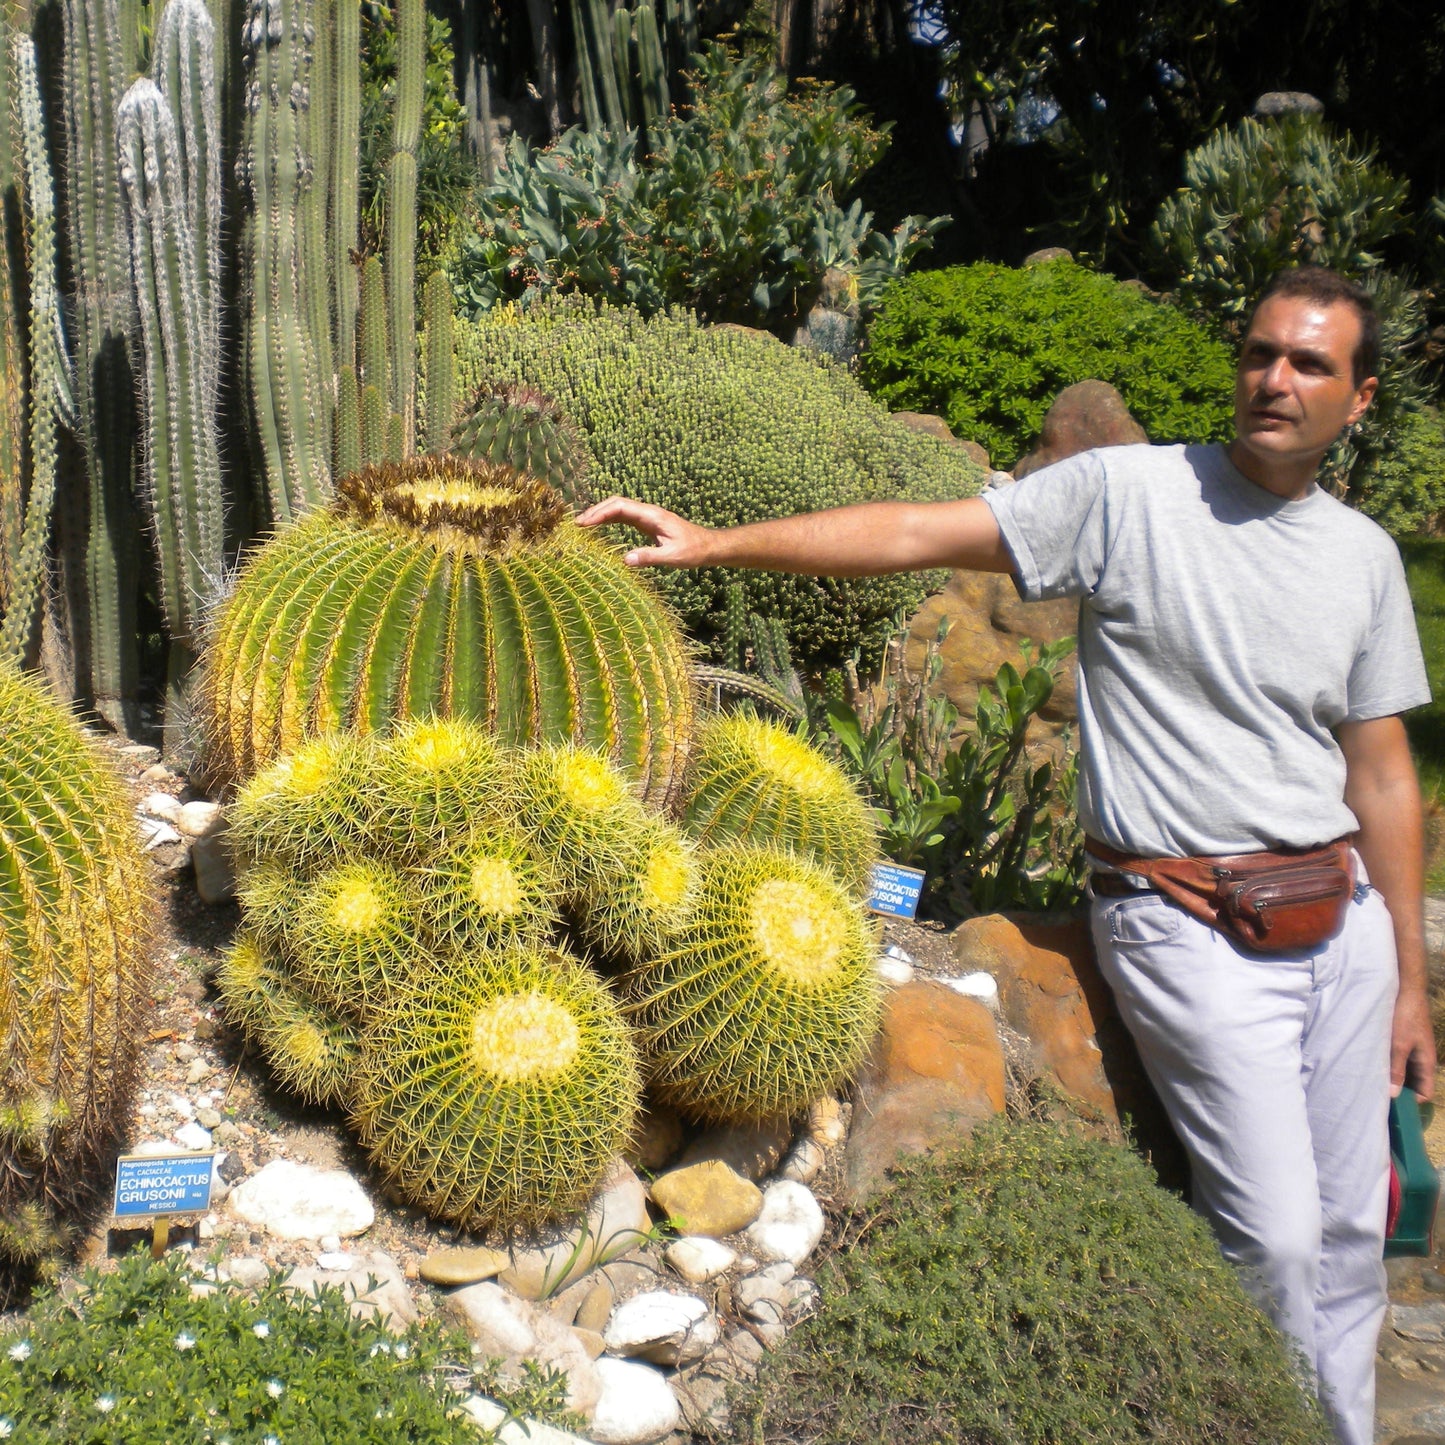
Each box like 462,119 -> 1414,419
112,1152 -> 215,1219
866,862 -> 926,919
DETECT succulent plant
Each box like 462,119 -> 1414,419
200,456 -> 695,803
682,713 -> 880,894
623,843 -> 880,1122
216,932 -> 358,1109
451,298 -> 985,670
574,814 -> 699,964
352,941 -> 641,1228
0,664 -> 153,1279
449,381 -> 591,504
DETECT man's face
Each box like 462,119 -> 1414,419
1232,295 -> 1378,473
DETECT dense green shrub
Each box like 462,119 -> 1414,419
1148,116 -> 1435,522
749,1121 -> 1331,1445
1354,405 -> 1445,535
857,261 -> 1235,469
0,1250 -> 579,1442
451,45 -> 946,330
449,299 -> 986,670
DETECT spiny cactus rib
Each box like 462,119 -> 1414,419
352,942 -> 641,1229
623,843 -> 881,1122
331,0 -> 361,365
0,35 -> 68,665
451,382 -> 591,503
200,459 -> 695,800
386,148 -> 417,454
118,77 -> 224,646
217,933 -> 358,1107
336,364 -> 361,479
682,714 -> 880,893
240,0 -> 332,521
0,664 -> 153,1274
422,269 -> 455,454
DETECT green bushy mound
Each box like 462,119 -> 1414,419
0,1250 -> 580,1443
1354,406 -> 1445,536
750,1120 -> 1331,1445
857,261 -> 1236,470
450,299 -> 986,670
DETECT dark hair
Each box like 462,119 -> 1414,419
1252,266 -> 1379,385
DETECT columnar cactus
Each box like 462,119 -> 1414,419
422,268 -> 455,455
682,713 -> 880,893
239,0 -> 332,521
118,76 -> 224,650
623,843 -> 880,1122
0,664 -> 153,1279
387,0 -> 423,453
201,457 -> 696,802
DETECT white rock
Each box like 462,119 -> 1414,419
138,792 -> 183,824
940,971 -> 1000,1009
174,1121 -> 212,1151
223,1256 -> 270,1288
168,1094 -> 195,1119
283,1251 -> 416,1333
185,1058 -> 211,1085
744,1181 -> 825,1266
138,1104 -> 158,1118
197,1216 -> 216,1241
228,1159 -> 374,1239
317,1251 -> 355,1271
457,1396 -> 592,1445
176,800 -> 224,838
759,1261 -> 795,1285
602,1290 -> 718,1366
209,1153 -> 232,1206
192,833 -> 237,904
320,1233 -> 342,1253
130,1137 -> 176,1157
664,1236 -> 736,1285
589,1358 -> 681,1444
139,817 -> 183,850
444,1281 -> 601,1414
875,956 -> 914,985
777,1138 -> 824,1185
786,1277 -> 820,1316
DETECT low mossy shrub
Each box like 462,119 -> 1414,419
0,1250 -> 579,1443
449,299 -> 985,670
748,1121 -> 1331,1445
1354,405 -> 1445,536
856,260 -> 1236,470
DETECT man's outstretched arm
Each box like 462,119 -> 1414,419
574,495 -> 1016,577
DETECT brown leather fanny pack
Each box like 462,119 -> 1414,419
1086,835 -> 1356,953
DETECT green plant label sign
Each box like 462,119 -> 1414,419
867,862 -> 926,919
112,1152 -> 215,1218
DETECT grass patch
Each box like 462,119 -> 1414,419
1401,539 -> 1445,888
744,1121 -> 1330,1445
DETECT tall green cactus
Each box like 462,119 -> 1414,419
0,34 -> 69,666
359,252 -> 388,466
118,77 -> 224,662
422,268 -> 454,453
59,0 -> 142,730
200,456 -> 696,802
387,0 -> 423,454
239,0 -> 332,522
570,1 -> 672,137
331,0 -> 361,367
0,662 -> 153,1286
0,28 -> 24,619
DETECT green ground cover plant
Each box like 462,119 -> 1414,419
857,260 -> 1236,470
748,1120 -> 1332,1445
448,300 -> 984,671
1401,539 -> 1445,884
0,1249 -> 579,1443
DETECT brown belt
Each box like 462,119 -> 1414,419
1086,835 -> 1357,953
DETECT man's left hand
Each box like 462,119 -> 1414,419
1392,986 -> 1437,1101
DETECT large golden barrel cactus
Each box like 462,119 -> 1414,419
201,457 -> 695,802
0,666 -> 153,1279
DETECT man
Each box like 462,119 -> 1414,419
577,265 -> 1435,1444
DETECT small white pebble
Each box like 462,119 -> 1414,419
316,1251 -> 355,1271
319,1233 -> 342,1253
939,972 -> 1000,1010
875,957 -> 914,985
174,1121 -> 212,1151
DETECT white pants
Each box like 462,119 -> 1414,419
1091,877 -> 1398,1445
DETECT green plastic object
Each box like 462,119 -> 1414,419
1384,1089 -> 1439,1258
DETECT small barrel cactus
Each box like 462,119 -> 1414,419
352,942 -> 641,1228
682,714 -> 880,893
0,665 -> 153,1281
201,456 -> 695,803
574,814 -> 699,964
623,843 -> 881,1122
415,825 -> 562,953
450,381 -> 591,505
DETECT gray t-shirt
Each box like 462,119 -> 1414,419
982,443 -> 1430,856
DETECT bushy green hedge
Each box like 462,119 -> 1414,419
857,261 -> 1236,470
448,299 -> 986,670
0,1250 -> 579,1443
749,1121 -> 1331,1445
1355,405 -> 1445,536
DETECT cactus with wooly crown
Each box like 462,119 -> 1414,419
199,456 -> 695,803
622,842 -> 881,1122
682,712 -> 880,894
0,663 -> 153,1280
449,381 -> 591,504
352,940 -> 641,1229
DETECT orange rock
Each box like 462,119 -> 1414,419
841,981 -> 1005,1204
